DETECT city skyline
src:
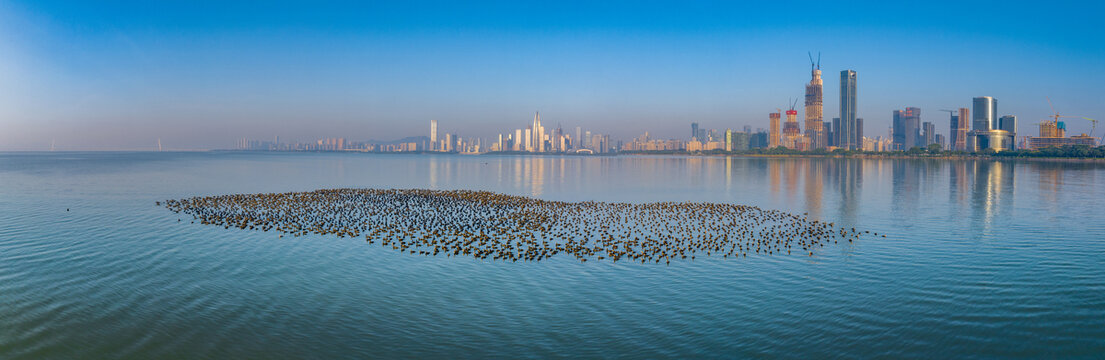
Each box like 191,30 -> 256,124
1,1 -> 1104,150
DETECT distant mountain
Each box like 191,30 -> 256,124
364,136 -> 429,145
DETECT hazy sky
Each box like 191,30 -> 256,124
1,0 -> 1103,150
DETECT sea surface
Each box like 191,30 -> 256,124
2,152 -> 1104,358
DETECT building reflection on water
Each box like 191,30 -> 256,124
971,160 -> 1015,232
423,156 -> 1101,231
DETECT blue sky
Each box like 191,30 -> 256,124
1,0 -> 1103,150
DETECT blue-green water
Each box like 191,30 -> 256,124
2,152 -> 1104,358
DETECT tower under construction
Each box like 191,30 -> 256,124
784,108 -> 804,149
804,52 -> 824,149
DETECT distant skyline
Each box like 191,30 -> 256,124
1,1 -> 1103,150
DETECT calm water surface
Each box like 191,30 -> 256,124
1,152 -> 1104,358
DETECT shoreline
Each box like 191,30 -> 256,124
6,149 -> 1105,162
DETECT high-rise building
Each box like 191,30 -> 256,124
824,121 -> 834,147
831,118 -> 841,147
524,128 -> 532,151
725,129 -> 733,151
999,115 -> 1017,149
839,70 -> 858,150
769,112 -> 781,148
691,122 -> 700,141
972,96 -> 997,131
999,115 -> 1017,135
531,112 -> 543,153
892,107 -> 921,150
783,109 -> 802,149
923,121 -> 936,146
805,57 -> 824,149
733,132 -> 750,151
892,110 -> 905,150
575,127 -> 582,150
856,118 -> 863,146
954,108 -> 969,151
751,131 -> 769,149
513,129 -> 523,151
430,119 -> 438,151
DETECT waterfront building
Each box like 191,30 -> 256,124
805,58 -> 824,149
999,115 -> 1017,149
892,107 -> 921,150
923,121 -> 936,146
429,120 -> 438,151
783,109 -> 802,149
839,70 -> 858,150
966,96 -> 1012,152
972,96 -> 997,131
751,131 -> 769,149
954,108 -> 970,151
733,131 -> 750,151
769,112 -> 781,148
725,129 -> 732,151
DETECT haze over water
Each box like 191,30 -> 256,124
2,152 -> 1104,358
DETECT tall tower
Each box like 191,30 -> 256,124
804,52 -> 824,149
532,111 -> 543,152
783,106 -> 801,149
691,122 -> 700,140
769,111 -> 781,148
972,96 -> 997,131
839,70 -> 858,150
955,108 -> 969,150
430,119 -> 438,151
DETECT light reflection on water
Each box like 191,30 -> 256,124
1,152 -> 1104,359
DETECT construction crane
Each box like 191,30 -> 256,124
939,109 -> 956,122
1042,97 -> 1091,134
1080,117 -> 1098,138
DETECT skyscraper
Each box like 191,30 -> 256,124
725,129 -> 733,151
1000,115 -> 1017,149
769,112 -> 781,148
839,70 -> 858,150
430,119 -> 438,151
575,127 -> 582,150
804,55 -> 824,149
892,107 -> 921,150
532,112 -> 543,152
999,115 -> 1017,134
691,122 -> 700,140
972,96 -> 997,131
856,118 -> 863,145
524,128 -> 532,152
955,108 -> 969,150
923,121 -> 936,146
783,109 -> 801,149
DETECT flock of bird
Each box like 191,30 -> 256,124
161,188 -> 881,264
